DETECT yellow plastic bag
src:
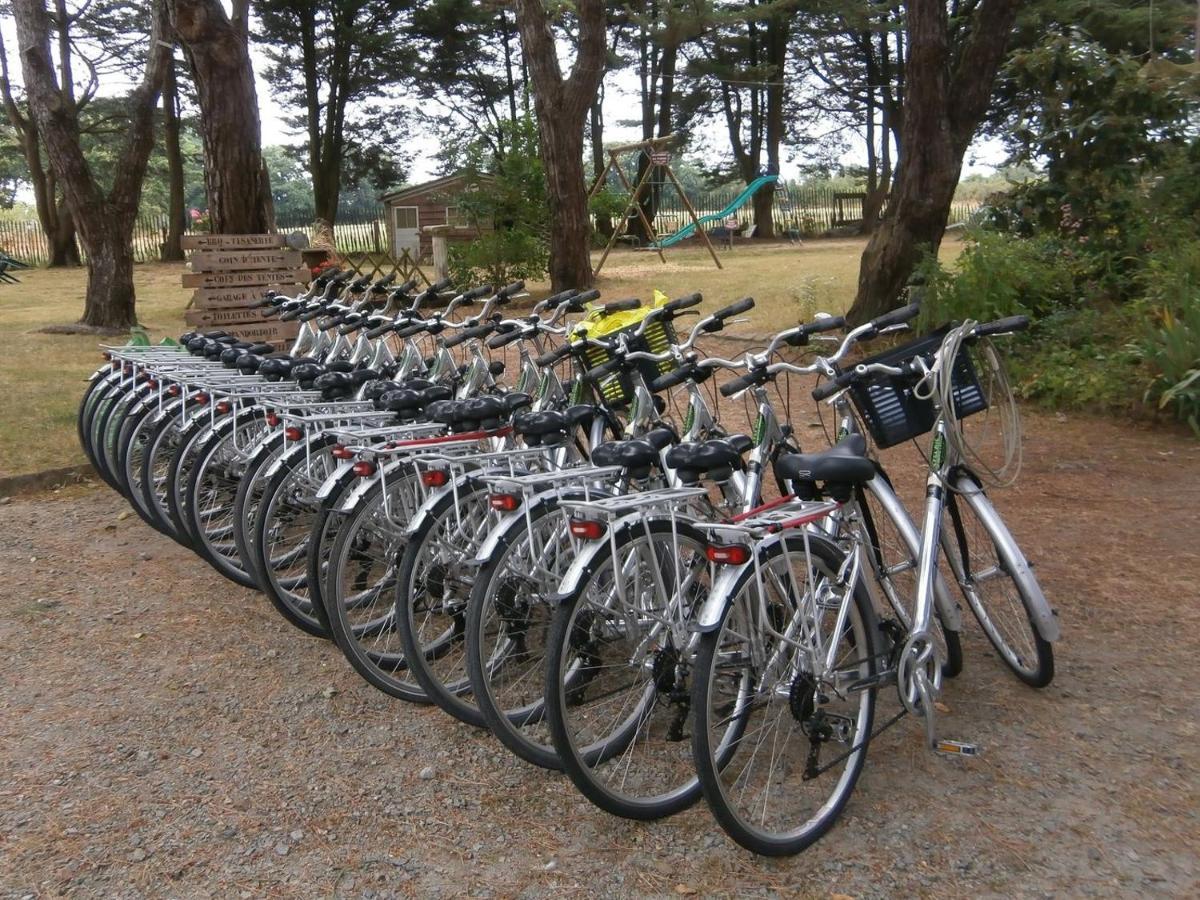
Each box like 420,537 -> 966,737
570,289 -> 669,342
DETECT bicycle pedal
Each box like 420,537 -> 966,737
934,739 -> 979,757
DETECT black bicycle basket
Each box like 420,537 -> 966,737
845,327 -> 988,449
580,317 -> 679,408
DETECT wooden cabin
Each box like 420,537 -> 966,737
379,173 -> 493,261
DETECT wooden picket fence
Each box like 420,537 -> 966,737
0,207 -> 392,267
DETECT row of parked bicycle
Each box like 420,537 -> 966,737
77,267 -> 1059,856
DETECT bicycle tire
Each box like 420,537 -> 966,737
692,533 -> 878,856
944,479 -> 1054,687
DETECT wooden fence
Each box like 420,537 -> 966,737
0,207 -> 392,267
0,187 -> 982,267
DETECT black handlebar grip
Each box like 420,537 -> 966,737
396,322 -> 427,339
811,370 -> 858,402
487,330 -> 522,350
399,278 -> 419,292
601,298 -> 640,314
365,321 -> 396,339
534,344 -> 573,367
714,297 -> 755,319
462,284 -> 494,302
263,306 -> 281,319
650,366 -> 692,393
871,301 -> 922,331
974,315 -> 1030,337
500,280 -> 525,297
720,375 -> 754,397
574,288 -> 601,304
444,323 -> 495,348
543,289 -> 576,309
806,314 -> 846,334
665,292 -> 703,313
298,307 -> 328,322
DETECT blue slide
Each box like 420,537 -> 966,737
648,174 -> 779,249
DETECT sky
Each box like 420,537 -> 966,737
0,10 -> 1007,200
249,46 -> 1007,186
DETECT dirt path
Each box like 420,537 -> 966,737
2,412 -> 1199,898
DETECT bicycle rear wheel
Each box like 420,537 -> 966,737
692,534 -> 878,856
465,500 -> 574,770
395,483 -> 494,726
323,468 -> 427,701
544,518 -> 710,820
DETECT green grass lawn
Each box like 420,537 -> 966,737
0,235 -> 961,478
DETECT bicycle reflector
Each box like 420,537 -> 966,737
421,470 -> 449,488
706,543 -> 751,566
284,426 -> 303,441
215,400 -> 232,415
489,493 -> 520,512
265,412 -> 280,427
569,518 -> 605,540
331,444 -> 353,460
193,391 -> 210,405
167,384 -> 181,397
352,460 -> 377,477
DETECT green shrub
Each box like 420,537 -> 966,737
1138,244 -> 1200,432
917,229 -> 1075,325
448,229 -> 549,289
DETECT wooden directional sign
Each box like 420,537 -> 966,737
214,320 -> 300,345
191,287 -> 281,310
181,233 -> 288,250
189,249 -> 303,272
181,267 -> 311,289
185,306 -> 275,327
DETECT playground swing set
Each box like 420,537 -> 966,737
587,134 -> 784,277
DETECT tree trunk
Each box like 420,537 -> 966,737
847,0 -> 1020,323
82,220 -> 138,329
513,0 -> 607,291
12,0 -> 170,330
49,201 -> 80,266
170,0 -> 270,234
590,95 -> 612,237
161,54 -> 186,261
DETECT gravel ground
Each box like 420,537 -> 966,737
2,410 -> 1199,899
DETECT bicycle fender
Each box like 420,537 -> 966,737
334,456 -> 418,514
546,510 -> 656,604
691,559 -> 758,633
468,489 -> 572,567
401,473 -> 476,538
315,460 -> 357,504
261,439 -> 314,482
949,472 -> 1061,643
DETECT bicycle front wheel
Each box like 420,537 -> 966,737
944,480 -> 1054,687
692,533 -> 878,856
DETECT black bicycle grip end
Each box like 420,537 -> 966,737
587,359 -> 623,382
396,322 -> 427,339
715,297 -> 755,320
365,321 -> 396,339
665,292 -> 703,313
650,367 -> 692,393
487,329 -> 522,350
463,284 -> 494,302
974,315 -> 1030,337
720,374 -> 754,397
500,280 -> 525,298
805,314 -> 846,335
543,289 -> 576,309
812,369 -> 858,402
871,301 -> 921,332
399,277 -> 419,292
601,298 -> 640,314
574,288 -> 601,305
262,306 -> 282,319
